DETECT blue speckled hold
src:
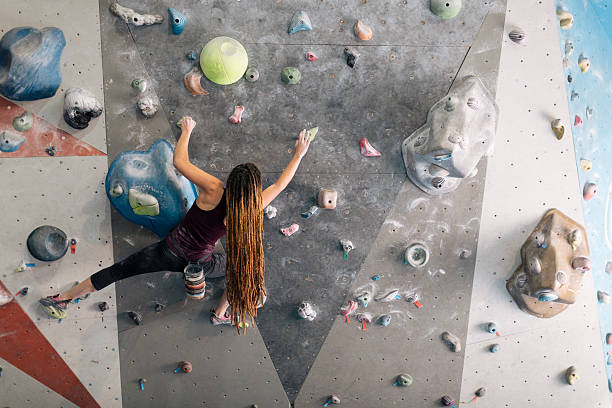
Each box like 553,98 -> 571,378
105,140 -> 197,238
168,8 -> 186,35
0,130 -> 26,152
0,27 -> 65,101
489,343 -> 501,353
288,10 -> 312,34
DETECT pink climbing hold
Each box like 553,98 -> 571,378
229,105 -> 245,124
280,223 -> 299,237
574,115 -> 582,127
359,137 -> 381,157
583,182 -> 597,201
340,300 -> 358,323
356,313 -> 372,330
305,52 -> 318,61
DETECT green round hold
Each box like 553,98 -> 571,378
200,36 -> 249,85
430,0 -> 461,19
13,111 -> 33,132
396,373 -> 413,387
281,67 -> 301,84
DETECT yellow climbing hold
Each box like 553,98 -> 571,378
580,159 -> 592,172
551,119 -> 564,140
557,9 -> 574,30
307,127 -> 319,141
578,56 -> 590,73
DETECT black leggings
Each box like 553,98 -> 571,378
90,240 -> 226,291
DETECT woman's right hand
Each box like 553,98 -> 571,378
179,116 -> 196,133
294,129 -> 311,159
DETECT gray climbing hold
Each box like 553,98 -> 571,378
12,112 -> 33,132
301,205 -> 319,219
245,67 -> 259,82
186,51 -> 198,61
508,29 -> 526,44
486,322 -> 498,334
26,225 -> 68,262
441,331 -> 461,352
297,301 -> 316,321
475,387 -> 486,397
598,290 -> 611,304
288,10 -> 312,34
137,91 -> 160,117
489,343 -> 501,353
344,47 -> 359,68
109,2 -> 163,26
395,373 -> 413,386
0,130 -> 26,152
128,311 -> 143,325
404,243 -> 429,268
430,0 -> 461,19
63,88 -> 103,129
377,314 -> 392,327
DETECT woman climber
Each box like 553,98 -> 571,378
39,116 -> 311,331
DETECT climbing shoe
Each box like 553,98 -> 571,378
210,308 -> 232,325
39,295 -> 70,319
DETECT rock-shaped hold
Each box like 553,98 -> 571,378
570,90 -> 579,101
0,130 -> 26,152
264,205 -> 277,219
244,67 -> 259,82
508,29 -> 526,44
571,256 -> 591,273
106,140 -> 197,238
489,343 -> 501,353
0,27 -> 66,101
430,0 -> 462,19
229,105 -> 245,124
565,40 -> 574,56
301,205 -> 319,219
598,290 -> 611,304
128,311 -> 143,325
27,225 -> 68,262
557,8 -> 574,30
168,8 -> 186,35
586,106 -> 594,119
551,119 -> 564,140
186,51 -> 198,61
12,112 -> 33,132
98,301 -> 109,311
318,189 -> 337,209
131,78 -> 147,93
354,20 -> 373,41
288,10 -> 312,34
565,366 -> 579,385
378,314 -> 392,327
441,331 -> 461,352
63,88 -> 103,130
184,70 -> 208,95
281,67 -> 301,84
137,91 -> 160,117
583,182 -> 597,201
297,301 -> 316,321
344,47 -> 360,68
109,2 -> 163,26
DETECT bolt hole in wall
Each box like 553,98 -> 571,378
556,0 -> 612,400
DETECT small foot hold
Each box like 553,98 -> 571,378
281,67 -> 301,84
565,366 -> 579,385
508,29 -> 526,44
154,302 -> 166,312
583,182 -> 597,201
306,52 -> 319,61
179,361 -> 192,373
229,105 -> 245,124
356,313 -> 372,330
557,8 -> 574,30
551,119 -> 564,140
441,331 -> 461,353
297,301 -> 316,321
441,395 -> 457,407
138,378 -> 146,390
323,395 -> 340,406
184,70 -> 208,95
340,239 -> 354,259
137,91 -> 160,117
393,373 -> 412,386
489,343 -> 501,353
355,291 -> 371,308
354,20 -> 373,41
586,106 -> 594,119
244,67 -> 259,82
288,10 -> 312,34
281,223 -> 299,236
301,205 -> 319,219
307,126 -> 319,141
578,55 -> 590,73
340,300 -> 358,322
186,51 -> 198,61
131,78 -> 147,93
318,189 -> 337,209
344,47 -> 360,68
359,138 -> 381,157
128,311 -> 143,325
486,322 -> 498,335
98,302 -> 109,312
574,115 -> 582,127
377,314 -> 392,327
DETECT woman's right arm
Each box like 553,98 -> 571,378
173,116 -> 224,194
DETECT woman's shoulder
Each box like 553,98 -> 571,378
195,185 -> 225,211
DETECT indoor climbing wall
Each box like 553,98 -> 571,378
0,1 -> 121,407
460,0 -> 609,406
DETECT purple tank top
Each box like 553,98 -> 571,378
166,191 -> 226,262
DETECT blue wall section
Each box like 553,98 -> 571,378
557,0 -> 612,397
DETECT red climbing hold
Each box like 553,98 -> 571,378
359,137 -> 381,157
229,105 -> 245,124
305,52 -> 319,61
574,115 -> 582,127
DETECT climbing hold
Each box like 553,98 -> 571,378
356,291 -> 371,308
106,140 -> 197,238
441,395 -> 457,407
323,395 -> 341,406
393,373 -> 413,387
318,189 -> 338,209
441,331 -> 461,353
281,223 -> 300,237
459,249 -> 472,259
128,311 -> 143,325
574,115 -> 582,127
557,8 -> 574,30
229,105 -> 245,124
45,146 -> 56,156
607,333 -> 612,345
137,91 -> 160,117
0,27 -> 65,101
264,205 -> 277,219
110,2 -> 163,25
306,52 -> 319,61
340,300 -> 357,324
489,343 -> 501,353
580,159 -> 592,172
570,90 -> 579,101
356,313 -> 372,330
301,205 -> 319,219
404,243 -> 429,268
281,67 -> 301,84
288,10 -> 312,34
565,366 -> 579,385
354,20 -> 373,41
377,314 -> 392,327
586,106 -> 594,119
571,256 -> 591,273
186,51 -> 198,61
567,74 -> 572,83
508,29 -> 526,44
551,119 -> 564,140
406,293 -> 423,308
18,287 -> 28,296
583,182 -> 597,201
371,274 -> 382,281
375,289 -> 400,302
98,302 -> 109,312
475,387 -> 486,397
244,67 -> 259,82
308,127 -> 319,141
598,290 -> 611,304
0,130 -> 26,153
27,225 -> 68,262
578,55 -> 590,73
486,322 -> 499,335
138,378 -> 146,390
430,0 -> 461,19
565,40 -> 574,56
15,261 -> 34,272
360,138 -> 381,157
179,361 -> 192,373
297,301 -> 316,321
12,112 -> 33,132
168,8 -> 186,35
154,302 -> 166,312
184,69 -> 208,95
344,47 -> 360,68
63,88 -> 103,130
340,239 -> 354,259
200,36 -> 248,85
131,78 -> 147,93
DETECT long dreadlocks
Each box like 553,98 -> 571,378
225,163 -> 266,333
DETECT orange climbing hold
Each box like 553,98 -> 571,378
354,20 -> 373,41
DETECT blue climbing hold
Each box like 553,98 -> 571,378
0,27 -> 65,101
168,8 -> 186,35
0,130 -> 26,152
105,140 -> 197,238
288,10 -> 312,34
